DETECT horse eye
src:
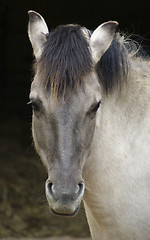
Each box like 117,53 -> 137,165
91,101 -> 101,112
87,100 -> 101,118
28,100 -> 40,112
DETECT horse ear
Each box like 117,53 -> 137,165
28,10 -> 49,59
90,21 -> 118,64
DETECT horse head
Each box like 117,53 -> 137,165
28,10 -> 117,216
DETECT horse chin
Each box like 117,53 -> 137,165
50,206 -> 80,217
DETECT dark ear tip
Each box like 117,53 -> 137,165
103,21 -> 119,29
101,21 -> 118,36
28,10 -> 41,21
110,21 -> 119,29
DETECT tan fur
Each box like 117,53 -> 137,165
28,11 -> 150,239
83,57 -> 150,239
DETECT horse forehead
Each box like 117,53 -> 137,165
52,95 -> 85,119
30,71 -> 101,111
56,77 -> 100,105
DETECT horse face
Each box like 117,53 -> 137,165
28,11 -> 117,216
29,73 -> 101,216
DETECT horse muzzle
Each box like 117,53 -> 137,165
45,180 -> 85,216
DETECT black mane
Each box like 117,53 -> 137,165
96,34 -> 130,94
39,24 -> 93,97
38,24 -> 139,97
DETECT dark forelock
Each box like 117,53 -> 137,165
38,24 -> 93,97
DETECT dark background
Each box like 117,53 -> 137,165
0,0 -> 150,238
1,0 -> 150,120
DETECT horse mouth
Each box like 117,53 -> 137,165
50,206 -> 80,217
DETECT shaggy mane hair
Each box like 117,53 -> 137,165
37,24 -> 143,97
96,34 -> 130,94
38,24 -> 93,97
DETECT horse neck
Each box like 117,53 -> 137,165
83,59 -> 150,177
83,60 -> 150,235
83,58 -> 150,188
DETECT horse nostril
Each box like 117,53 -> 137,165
77,182 -> 85,197
47,182 -> 52,193
45,180 -> 85,202
45,181 -> 57,200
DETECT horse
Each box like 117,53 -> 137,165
28,10 -> 150,240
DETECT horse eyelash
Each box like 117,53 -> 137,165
27,100 -> 40,112
27,100 -> 32,105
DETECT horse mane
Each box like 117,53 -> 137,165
96,33 -> 145,94
38,24 -> 143,97
96,34 -> 130,94
38,24 -> 93,97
